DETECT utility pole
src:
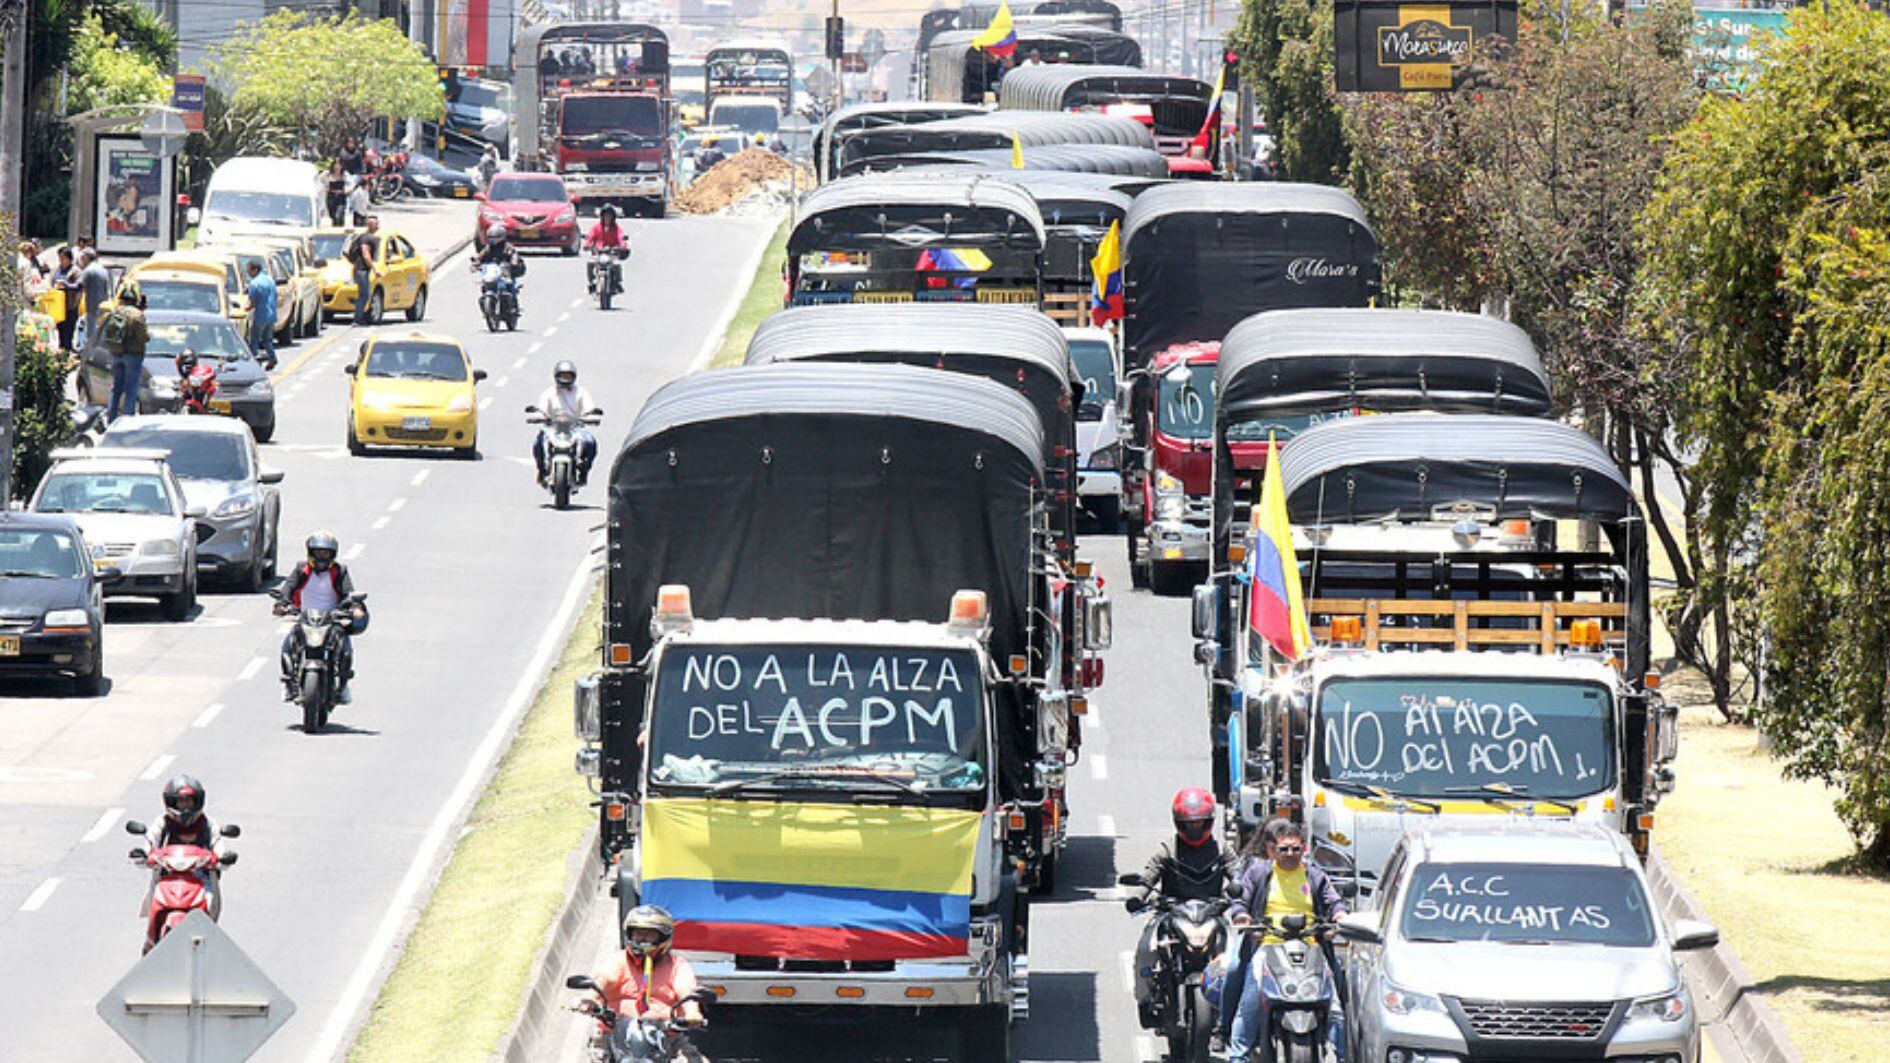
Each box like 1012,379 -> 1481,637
830,0 -> 843,114
0,0 -> 27,508
406,0 -> 424,152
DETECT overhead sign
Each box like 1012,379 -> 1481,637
170,76 -> 205,133
1334,0 -> 1519,92
97,911 -> 296,1063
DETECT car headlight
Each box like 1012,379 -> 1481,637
362,393 -> 398,412
447,393 -> 474,413
142,539 -> 180,557
556,207 -> 576,222
44,608 -> 90,628
212,492 -> 258,519
1155,470 -> 1184,496
1627,992 -> 1688,1023
1383,982 -> 1448,1016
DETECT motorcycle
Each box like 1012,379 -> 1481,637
587,245 -> 628,310
1246,913 -> 1341,1063
276,592 -> 366,734
124,819 -> 240,955
526,405 -> 603,510
475,259 -> 521,332
1120,872 -> 1229,1063
566,975 -> 714,1063
175,350 -> 219,415
66,404 -> 106,447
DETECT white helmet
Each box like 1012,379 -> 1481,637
485,222 -> 505,241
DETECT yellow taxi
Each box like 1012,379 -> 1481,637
206,242 -> 305,340
344,332 -> 485,457
317,228 -> 432,325
121,252 -> 250,334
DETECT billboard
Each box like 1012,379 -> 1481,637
94,136 -> 174,256
1334,0 -> 1519,92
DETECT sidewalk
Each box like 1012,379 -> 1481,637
372,196 -> 479,271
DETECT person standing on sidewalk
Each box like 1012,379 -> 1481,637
52,247 -> 83,355
103,282 -> 149,423
245,260 -> 279,368
345,216 -> 382,327
338,136 -> 366,180
78,248 -> 112,352
347,177 -> 372,228
325,160 -> 349,227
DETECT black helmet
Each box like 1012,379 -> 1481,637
622,905 -> 676,958
553,360 -> 577,387
599,203 -> 618,221
163,773 -> 206,828
306,530 -> 339,570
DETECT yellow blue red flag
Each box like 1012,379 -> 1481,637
1249,433 -> 1311,660
1191,57 -> 1229,159
970,1 -> 1019,58
1089,219 -> 1124,326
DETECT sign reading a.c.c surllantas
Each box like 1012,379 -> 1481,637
1334,0 -> 1518,92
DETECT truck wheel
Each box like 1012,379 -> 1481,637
1127,528 -> 1149,589
961,1004 -> 1012,1062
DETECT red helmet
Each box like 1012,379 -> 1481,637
1172,787 -> 1215,846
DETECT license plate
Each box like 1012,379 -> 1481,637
453,187 -> 469,198
209,399 -> 233,414
93,557 -> 114,571
402,416 -> 432,431
520,227 -> 540,240
0,636 -> 18,656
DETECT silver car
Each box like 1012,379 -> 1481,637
29,449 -> 201,621
99,416 -> 283,592
1338,823 -> 1718,1063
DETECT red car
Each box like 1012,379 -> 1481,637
475,172 -> 581,254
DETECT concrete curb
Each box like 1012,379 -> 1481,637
1647,843 -> 1802,1063
427,233 -> 474,273
496,824 -> 604,1063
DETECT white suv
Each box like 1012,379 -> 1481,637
1062,326 -> 1123,530
29,449 -> 202,621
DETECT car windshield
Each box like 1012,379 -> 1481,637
1157,362 -> 1214,439
204,190 -> 316,229
36,472 -> 173,515
1314,677 -> 1615,800
458,82 -> 504,109
710,102 -> 780,134
312,234 -> 349,260
0,528 -> 84,578
488,177 -> 567,203
563,95 -> 664,137
1399,862 -> 1657,947
647,644 -> 988,794
103,429 -> 250,482
139,281 -> 222,315
363,341 -> 469,381
1069,339 -> 1115,420
146,321 -> 251,362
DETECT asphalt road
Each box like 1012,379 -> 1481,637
0,214 -> 779,1060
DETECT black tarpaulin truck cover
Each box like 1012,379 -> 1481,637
816,101 -> 985,182
606,363 -> 1048,795
1122,182 -> 1382,371
846,143 -> 1173,179
835,111 -> 1157,174
787,173 -> 1049,257
928,26 -> 1145,103
1216,308 -> 1553,421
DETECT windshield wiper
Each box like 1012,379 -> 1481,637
709,767 -> 923,797
1442,783 -> 1579,816
1321,779 -> 1441,814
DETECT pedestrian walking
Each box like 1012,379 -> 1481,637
53,247 -> 83,355
78,248 -> 112,352
347,177 -> 372,228
245,260 -> 280,368
345,216 -> 382,326
103,281 -> 149,423
478,144 -> 500,190
326,160 -> 349,227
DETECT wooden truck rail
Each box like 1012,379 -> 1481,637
1307,597 -> 1628,653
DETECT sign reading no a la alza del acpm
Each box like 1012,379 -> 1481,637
1334,0 -> 1519,92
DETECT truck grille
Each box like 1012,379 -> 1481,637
1456,1000 -> 1613,1040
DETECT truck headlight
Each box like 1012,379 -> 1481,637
1156,494 -> 1187,521
44,608 -> 90,628
637,161 -> 661,172
1155,470 -> 1184,496
1383,982 -> 1447,1015
1627,992 -> 1688,1023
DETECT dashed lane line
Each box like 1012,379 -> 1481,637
478,397 -> 493,412
81,807 -> 124,843
511,356 -> 527,370
344,542 -> 366,561
1097,814 -> 1117,838
371,516 -> 390,531
410,469 -> 431,487
192,703 -> 225,728
528,341 -> 543,354
237,656 -> 267,682
542,326 -> 559,338
387,497 -> 407,513
1091,754 -> 1109,781
139,753 -> 176,782
18,878 -> 61,913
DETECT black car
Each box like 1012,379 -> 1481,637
77,311 -> 278,442
403,153 -> 480,200
0,512 -> 110,695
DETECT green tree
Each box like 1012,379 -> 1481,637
211,11 -> 444,161
1232,0 -> 1349,181
67,14 -> 170,113
1639,0 -> 1890,866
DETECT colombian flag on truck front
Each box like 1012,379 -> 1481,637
641,798 -> 982,961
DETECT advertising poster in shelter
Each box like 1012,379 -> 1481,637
1333,0 -> 1519,91
94,136 -> 173,256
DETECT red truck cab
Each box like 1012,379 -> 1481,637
552,82 -> 669,215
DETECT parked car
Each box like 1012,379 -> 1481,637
28,449 -> 201,621
344,332 -> 486,457
402,153 -> 480,199
100,416 -> 283,592
0,512 -> 109,695
76,312 -> 277,441
1063,326 -> 1122,531
120,252 -> 251,336
444,76 -> 512,153
1340,823 -> 1719,1063
319,228 -> 432,324
475,173 -> 580,255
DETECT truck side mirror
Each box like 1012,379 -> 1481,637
574,672 -> 601,742
1671,919 -> 1719,951
1191,582 -> 1217,641
1655,700 -> 1679,763
1085,596 -> 1113,652
1337,912 -> 1382,945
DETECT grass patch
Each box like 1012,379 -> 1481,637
1655,678 -> 1890,1062
707,220 -> 788,368
348,584 -> 602,1062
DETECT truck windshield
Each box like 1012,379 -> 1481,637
1399,862 -> 1656,947
562,95 -> 663,137
649,644 -> 987,793
1069,338 -> 1115,421
1157,363 -> 1214,439
1315,677 -> 1614,800
1225,408 -> 1357,443
709,101 -> 780,135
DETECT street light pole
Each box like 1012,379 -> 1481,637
0,0 -> 28,508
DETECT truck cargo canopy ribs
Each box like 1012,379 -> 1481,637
788,174 -> 1049,256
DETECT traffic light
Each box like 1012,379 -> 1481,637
439,66 -> 462,104
1222,50 -> 1241,92
825,15 -> 845,61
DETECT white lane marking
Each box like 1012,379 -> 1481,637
1138,1035 -> 1164,1062
309,535 -> 603,1062
1119,949 -> 1136,994
343,542 -> 366,562
689,223 -> 779,372
527,341 -> 543,355
371,515 -> 390,531
494,376 -> 509,389
410,469 -> 431,487
478,396 -> 493,412
237,656 -> 267,682
139,753 -> 176,782
82,807 -> 125,843
542,326 -> 559,338
1098,814 -> 1117,838
557,311 -> 571,323
387,497 -> 407,513
568,296 -> 584,309
1091,754 -> 1109,781
18,878 -> 61,913
511,356 -> 527,370
192,702 -> 226,728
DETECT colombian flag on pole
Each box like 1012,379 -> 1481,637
970,0 -> 1019,58
1089,219 -> 1124,326
1190,59 -> 1228,159
640,798 -> 981,960
1249,433 -> 1311,660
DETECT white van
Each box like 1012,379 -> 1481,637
195,157 -> 325,246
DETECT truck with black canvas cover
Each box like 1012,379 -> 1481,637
925,24 -> 1144,104
997,64 -> 1217,176
1119,183 -> 1381,596
575,364 -> 1054,1056
786,173 -> 1048,310
744,304 -> 1116,890
834,110 -> 1157,179
1204,411 -> 1677,901
816,102 -> 984,183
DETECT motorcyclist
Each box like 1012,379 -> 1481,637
1127,787 -> 1240,1028
583,204 -> 629,296
138,773 -> 228,919
532,360 -> 600,488
273,531 -> 367,705
586,905 -> 706,1060
476,221 -> 520,270
1224,818 -> 1349,1063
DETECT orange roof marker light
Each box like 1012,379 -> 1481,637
1329,615 -> 1364,646
653,584 -> 694,636
1568,619 -> 1603,650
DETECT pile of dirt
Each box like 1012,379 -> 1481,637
676,149 -> 796,215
